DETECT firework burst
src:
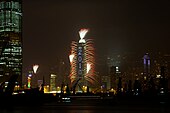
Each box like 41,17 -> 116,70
69,29 -> 96,85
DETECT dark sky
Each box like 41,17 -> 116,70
22,0 -> 170,77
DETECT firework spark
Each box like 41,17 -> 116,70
69,54 -> 74,63
87,63 -> 91,74
79,29 -> 88,43
33,65 -> 39,74
69,41 -> 77,83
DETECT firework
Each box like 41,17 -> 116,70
79,29 -> 88,43
33,64 -> 39,74
86,63 -> 91,74
69,41 -> 77,83
69,29 -> 96,85
69,54 -> 74,63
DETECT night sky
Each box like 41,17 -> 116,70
22,0 -> 170,80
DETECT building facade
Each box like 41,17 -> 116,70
143,53 -> 150,79
69,29 -> 96,92
0,0 -> 22,85
50,74 -> 57,92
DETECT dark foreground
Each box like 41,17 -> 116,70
0,94 -> 169,113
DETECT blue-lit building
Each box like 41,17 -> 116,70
77,43 -> 85,79
0,0 -> 22,85
143,53 -> 150,79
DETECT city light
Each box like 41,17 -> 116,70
28,74 -> 32,77
27,77 -> 31,89
27,74 -> 32,89
156,75 -> 161,78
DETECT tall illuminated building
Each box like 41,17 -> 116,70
69,29 -> 96,91
143,53 -> 150,80
0,0 -> 22,85
50,74 -> 57,92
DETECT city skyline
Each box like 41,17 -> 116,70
0,1 -> 170,112
22,0 -> 170,79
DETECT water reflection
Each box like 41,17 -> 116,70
0,102 -> 168,113
0,106 -> 168,113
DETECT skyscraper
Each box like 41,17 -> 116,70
143,53 -> 150,79
0,0 -> 22,85
69,29 -> 96,92
50,74 -> 57,92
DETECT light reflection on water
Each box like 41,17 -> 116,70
0,105 -> 168,113
0,99 -> 169,113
